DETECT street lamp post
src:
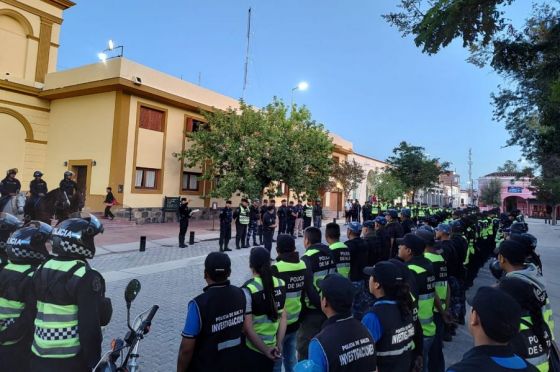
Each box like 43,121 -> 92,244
291,81 -> 309,107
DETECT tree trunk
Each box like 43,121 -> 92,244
411,189 -> 416,204
553,204 -> 558,226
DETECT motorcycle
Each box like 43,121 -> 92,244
94,279 -> 159,372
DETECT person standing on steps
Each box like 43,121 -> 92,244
312,200 -> 323,229
278,200 -> 288,235
294,201 -> 304,238
287,201 -> 296,238
178,198 -> 192,248
219,201 -> 233,252
103,187 -> 115,220
303,200 -> 313,230
234,199 -> 250,249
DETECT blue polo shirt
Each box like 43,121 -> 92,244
181,300 -> 201,338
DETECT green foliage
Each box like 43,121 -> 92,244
386,142 -> 450,203
497,160 -> 519,173
367,170 -> 407,203
174,99 -> 333,200
332,160 -> 366,199
480,178 -> 502,206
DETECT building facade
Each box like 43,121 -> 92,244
1,0 -> 388,223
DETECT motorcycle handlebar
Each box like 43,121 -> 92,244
139,305 -> 159,333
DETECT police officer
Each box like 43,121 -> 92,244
219,201 -> 233,252
398,233 -> 436,372
417,227 -> 449,372
297,227 -> 337,360
312,199 -> 323,228
345,222 -> 371,320
306,273 -> 376,371
234,198 -> 250,249
262,205 -> 277,252
293,200 -> 304,238
258,200 -> 269,245
59,171 -> 77,197
26,171 -> 48,219
362,261 -> 416,372
178,198 -> 192,248
287,201 -> 297,238
277,200 -> 288,235
362,201 -> 372,223
247,199 -> 260,247
385,209 -> 404,257
0,169 -> 21,211
325,223 -> 350,279
302,200 -> 313,229
401,208 -> 415,234
0,220 -> 51,372
0,213 -> 22,267
498,278 -> 552,372
271,235 -> 320,372
30,213 -> 112,372
242,247 -> 287,372
447,287 -> 538,372
177,252 -> 246,372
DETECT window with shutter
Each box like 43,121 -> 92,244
139,106 -> 165,132
182,172 -> 201,191
135,167 -> 159,189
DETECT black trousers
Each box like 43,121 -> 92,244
247,220 -> 258,245
0,341 -> 31,372
279,218 -> 287,234
429,312 -> 446,372
303,217 -> 311,229
236,223 -> 248,248
242,346 -> 274,372
104,205 -> 114,219
179,219 -> 189,246
263,229 -> 274,252
31,354 -> 89,372
287,219 -> 295,236
219,224 -> 231,250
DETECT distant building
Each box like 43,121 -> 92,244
478,172 -> 550,217
346,153 -> 388,203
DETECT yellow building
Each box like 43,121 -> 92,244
1,0 -> 385,222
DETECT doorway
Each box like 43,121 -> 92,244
72,165 -> 87,193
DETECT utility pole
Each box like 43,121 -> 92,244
242,8 -> 252,99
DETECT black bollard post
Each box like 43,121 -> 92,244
139,236 -> 146,252
189,231 -> 195,245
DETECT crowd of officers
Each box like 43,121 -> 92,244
178,204 -> 557,372
0,212 -> 111,372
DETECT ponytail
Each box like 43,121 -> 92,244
254,260 -> 279,321
385,281 -> 413,320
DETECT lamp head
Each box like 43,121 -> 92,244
97,52 -> 108,62
297,81 -> 309,91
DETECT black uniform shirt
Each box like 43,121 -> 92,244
277,205 -> 288,220
344,237 -> 369,282
59,179 -> 77,194
219,207 -> 233,225
30,179 -> 48,196
178,204 -> 192,221
0,177 -> 21,196
263,211 -> 276,231
447,345 -> 539,372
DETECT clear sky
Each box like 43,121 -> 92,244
57,0 -> 537,187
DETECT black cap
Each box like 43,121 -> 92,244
276,234 -> 296,253
250,247 -> 271,268
363,261 -> 402,288
397,233 -> 426,255
363,220 -> 375,228
414,229 -> 435,247
317,273 -> 355,313
204,252 -> 231,276
468,286 -> 521,343
385,209 -> 398,218
498,240 -> 527,265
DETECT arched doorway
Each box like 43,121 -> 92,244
503,196 -> 528,215
0,113 -> 26,175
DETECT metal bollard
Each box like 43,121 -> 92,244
189,231 -> 195,245
139,236 -> 146,252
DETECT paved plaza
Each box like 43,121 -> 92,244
91,219 -> 560,371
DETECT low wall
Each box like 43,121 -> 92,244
113,207 -> 218,224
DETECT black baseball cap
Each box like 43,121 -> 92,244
467,286 -> 521,343
317,273 -> 355,313
497,240 -> 527,265
204,252 -> 231,276
363,261 -> 402,288
363,220 -> 375,228
276,234 -> 296,253
414,228 -> 435,247
397,233 -> 426,255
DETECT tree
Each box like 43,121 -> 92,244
497,160 -> 519,173
386,142 -> 450,203
384,1 -> 560,208
531,175 -> 560,224
175,99 -> 334,200
331,160 -> 366,200
479,178 -> 502,207
368,170 -> 407,203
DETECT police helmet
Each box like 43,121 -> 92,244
509,221 -> 528,235
51,212 -> 103,259
33,171 -> 43,177
0,213 -> 23,256
6,221 -> 51,263
6,168 -> 18,175
489,258 -> 504,280
64,170 -> 74,178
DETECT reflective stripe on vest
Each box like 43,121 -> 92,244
244,277 -> 284,352
329,242 -> 350,279
0,263 -> 33,346
239,206 -> 250,224
32,259 -> 86,359
272,261 -> 306,326
304,206 -> 313,218
303,249 -> 336,310
407,264 -> 436,336
376,341 -> 414,357
424,252 -> 448,311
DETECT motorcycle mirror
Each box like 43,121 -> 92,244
124,279 -> 141,306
